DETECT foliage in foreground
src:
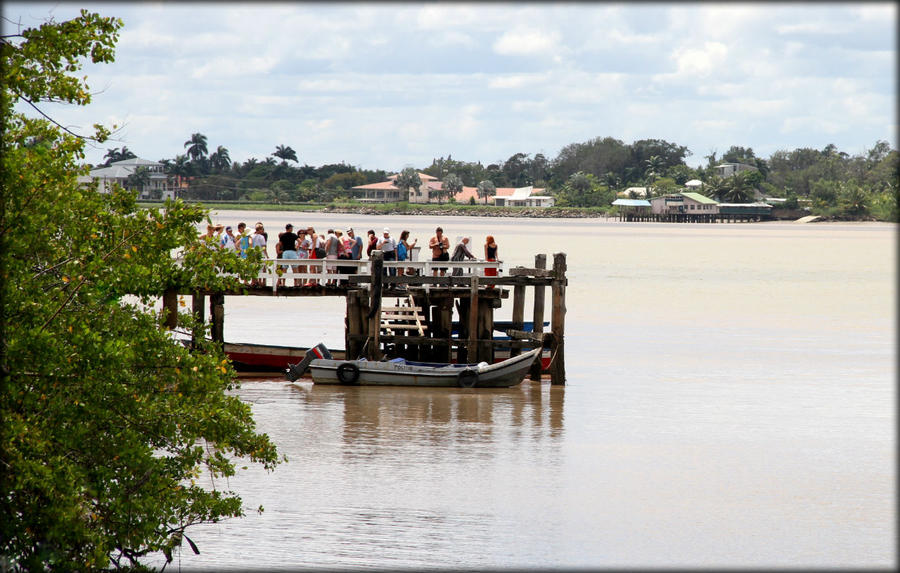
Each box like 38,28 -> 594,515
1,10 -> 280,569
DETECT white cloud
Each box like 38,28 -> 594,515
488,75 -> 543,90
672,42 -> 728,78
493,28 -> 560,57
3,2 -> 894,170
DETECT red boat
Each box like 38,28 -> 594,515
225,342 -> 550,377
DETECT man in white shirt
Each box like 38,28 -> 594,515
376,227 -> 397,276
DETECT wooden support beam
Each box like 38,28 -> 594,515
191,291 -> 205,349
210,293 -> 225,347
550,252 -> 566,385
508,266 -> 554,277
477,296 -> 494,363
368,251 -> 383,361
530,254 -> 546,380
510,282 -> 526,358
162,288 -> 178,330
467,275 -> 479,361
346,290 -> 362,359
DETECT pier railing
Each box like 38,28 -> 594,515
240,258 -> 504,293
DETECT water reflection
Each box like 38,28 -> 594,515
286,381 -> 565,452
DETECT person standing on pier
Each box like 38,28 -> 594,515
451,236 -> 477,276
397,230 -> 417,276
347,228 -> 364,260
251,223 -> 268,287
377,227 -> 397,276
366,229 -> 377,259
297,228 -> 311,286
324,228 -> 340,286
277,223 -> 300,287
429,226 -> 450,276
220,225 -> 237,251
484,235 -> 499,288
236,222 -> 251,258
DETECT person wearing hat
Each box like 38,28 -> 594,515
220,225 -> 237,251
277,224 -> 300,287
376,227 -> 397,276
347,228 -> 364,261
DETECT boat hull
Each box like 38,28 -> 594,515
225,342 -> 345,372
226,342 -> 548,373
308,347 -> 542,388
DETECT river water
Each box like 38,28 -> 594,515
152,212 -> 895,570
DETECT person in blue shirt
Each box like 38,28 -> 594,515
347,228 -> 364,260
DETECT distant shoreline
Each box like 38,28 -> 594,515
138,201 -> 891,223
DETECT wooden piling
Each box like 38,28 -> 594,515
510,281 -> 526,358
210,292 -> 225,346
550,252 -> 566,385
367,251 -> 384,361
530,254 -> 546,381
467,275 -> 479,361
162,287 -> 178,330
191,291 -> 205,348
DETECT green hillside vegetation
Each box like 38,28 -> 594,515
120,136 -> 897,222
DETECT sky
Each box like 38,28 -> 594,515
4,2 -> 897,172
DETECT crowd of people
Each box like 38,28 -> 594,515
200,222 -> 499,287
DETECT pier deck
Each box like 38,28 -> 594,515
165,252 -> 567,384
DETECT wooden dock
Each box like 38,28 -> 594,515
164,252 -> 568,384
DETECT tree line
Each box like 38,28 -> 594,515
102,132 -> 898,221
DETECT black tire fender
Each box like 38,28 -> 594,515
336,362 -> 360,385
457,368 -> 478,388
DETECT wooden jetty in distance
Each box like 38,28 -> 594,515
164,252 -> 568,384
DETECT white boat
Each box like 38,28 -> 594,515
286,345 -> 542,388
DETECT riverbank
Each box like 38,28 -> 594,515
138,200 -> 608,218
138,200 -> 893,222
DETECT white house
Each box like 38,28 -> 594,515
650,192 -> 719,215
714,163 -> 758,178
492,186 -> 555,207
353,176 -> 555,207
351,172 -> 437,203
78,158 -> 174,200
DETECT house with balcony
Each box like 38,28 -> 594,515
351,172 -> 438,203
650,192 -> 719,215
77,158 -> 174,200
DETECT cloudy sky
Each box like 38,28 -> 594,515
4,2 -> 896,171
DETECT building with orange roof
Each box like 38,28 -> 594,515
353,173 -> 555,207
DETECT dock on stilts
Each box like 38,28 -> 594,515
163,251 -> 568,384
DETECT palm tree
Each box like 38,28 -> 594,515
644,155 -> 665,195
603,172 -> 621,193
209,145 -> 231,172
394,168 -> 422,200
272,144 -> 298,165
441,173 -> 463,204
702,175 -> 728,200
476,179 -> 496,205
721,172 -> 754,203
102,146 -> 136,166
184,133 -> 208,162
125,166 -> 151,193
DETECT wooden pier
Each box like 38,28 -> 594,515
616,212 -> 767,223
167,252 -> 568,384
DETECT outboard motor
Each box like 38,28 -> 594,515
285,342 -> 332,381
